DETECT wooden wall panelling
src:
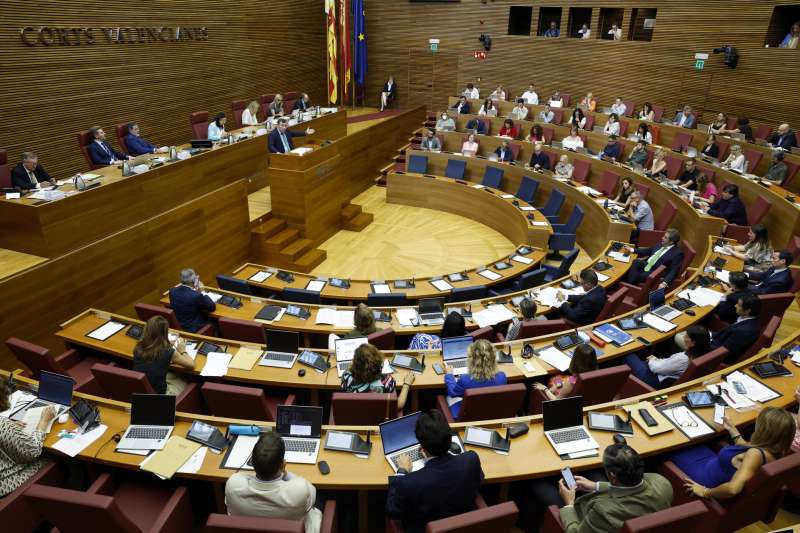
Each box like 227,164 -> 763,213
0,0 -> 326,178
0,181 -> 251,370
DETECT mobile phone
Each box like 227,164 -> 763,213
731,380 -> 747,395
636,336 -> 651,346
433,363 -> 444,375
561,467 -> 577,490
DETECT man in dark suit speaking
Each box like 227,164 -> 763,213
556,268 -> 607,325
268,118 -> 315,153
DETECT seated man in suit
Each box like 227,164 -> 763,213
715,271 -> 752,323
87,126 -> 131,166
673,105 -> 696,128
268,119 -> 315,153
704,184 -> 747,226
168,268 -> 216,333
555,269 -> 607,325
626,228 -> 684,288
527,142 -> 549,170
292,93 -> 312,112
386,409 -> 484,532
125,122 -> 167,156
538,104 -> 555,124
11,152 -> 54,190
769,123 -> 796,151
749,250 -> 794,294
708,292 -> 760,364
600,135 -> 621,161
494,139 -> 514,162
465,117 -> 487,135
225,431 -> 322,532
421,129 -> 442,152
451,96 -> 470,115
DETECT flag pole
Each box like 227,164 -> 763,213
351,1 -> 356,111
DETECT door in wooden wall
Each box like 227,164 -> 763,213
407,49 -> 459,110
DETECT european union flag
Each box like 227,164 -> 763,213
353,0 -> 367,85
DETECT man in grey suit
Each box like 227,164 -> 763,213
673,105 -> 696,128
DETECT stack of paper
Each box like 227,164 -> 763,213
713,246 -> 732,256
222,435 -> 259,469
316,309 -> 354,329
608,251 -> 630,263
596,272 -> 610,282
511,255 -> 533,264
706,382 -> 756,411
204,292 -> 223,303
22,406 -> 57,434
477,269 -> 502,281
486,304 -> 516,322
200,352 -> 232,376
472,184 -> 486,189
430,279 -> 453,291
714,270 -> 731,283
537,346 -> 572,372
726,371 -> 780,403
228,346 -> 264,371
396,308 -> 419,327
52,425 -> 108,458
306,280 -> 326,292
520,206 -> 535,211
372,283 -> 391,294
140,437 -> 202,480
249,271 -> 272,282
641,313 -> 677,332
533,287 -> 566,308
87,321 -> 126,341
678,287 -> 723,307
501,194 -> 515,199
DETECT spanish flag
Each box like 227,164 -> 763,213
325,0 -> 338,104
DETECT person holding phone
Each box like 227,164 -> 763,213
133,316 -> 194,395
168,268 -> 216,333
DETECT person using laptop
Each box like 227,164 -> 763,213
168,268 -> 216,333
0,376 -> 56,496
341,343 -> 414,411
408,311 -> 466,350
444,339 -> 507,420
225,431 -> 322,532
133,316 -> 195,396
532,344 -> 597,400
624,325 -> 710,389
519,444 -> 672,532
625,228 -> 684,289
554,269 -> 606,325
386,410 -> 484,532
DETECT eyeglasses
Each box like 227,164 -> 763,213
674,408 -> 698,428
522,343 -> 535,359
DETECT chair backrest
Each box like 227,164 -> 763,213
791,266 -> 800,291
231,99 -> 247,129
671,131 -> 693,152
508,143 -> 521,161
515,176 -> 539,203
90,363 -> 154,402
330,392 -> 398,425
573,365 -> 631,405
597,170 -> 619,196
205,513 -> 304,533
664,155 -> 683,180
515,318 -> 567,339
468,326 -> 494,341
448,285 -> 488,303
674,347 -> 728,385
654,201 -> 677,231
622,100 -> 636,117
114,123 -> 130,154
747,195 -> 771,226
539,127 -> 554,145
5,337 -> 64,377
548,233 -> 576,253
281,288 -> 322,304
554,248 -> 579,278
630,265 -> 667,306
725,116 -> 738,130
618,121 -> 629,138
478,118 -> 490,135
562,205 -> 585,234
367,327 -> 396,350
445,159 -> 467,179
621,500 -> 711,533
552,109 -> 564,124
715,139 -> 730,160
677,239 -> 696,278
408,154 -> 428,173
426,501 -> 519,533
216,274 -> 253,295
259,94 -> 276,106
651,105 -> 665,122
757,293 -> 794,328
782,160 -> 800,187
367,293 -> 407,307
0,149 -> 9,188
571,159 -> 591,184
754,124 -> 772,141
697,164 -> 716,180
481,166 -> 504,188
134,302 -> 181,329
284,91 -> 299,101
76,130 -> 103,170
789,238 -> 800,265
584,114 -> 595,131
218,317 -> 267,344
190,111 -> 209,138
25,482 -> 140,533
633,181 -> 650,200
457,384 -> 526,422
201,381 -> 275,421
594,287 -> 628,322
540,189 -> 566,218
561,94 -> 571,106
543,150 -> 557,171
742,148 -> 763,173
513,267 -> 547,291
739,315 -> 780,363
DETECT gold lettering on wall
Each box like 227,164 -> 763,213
19,26 -> 209,46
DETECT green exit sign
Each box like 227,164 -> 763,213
695,59 -> 705,70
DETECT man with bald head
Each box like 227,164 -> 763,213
770,123 -> 796,151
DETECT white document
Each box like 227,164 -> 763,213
714,270 -> 731,283
661,405 -> 714,439
5,192 -> 20,199
465,427 -> 494,445
381,359 -> 394,375
726,371 -> 780,403
248,271 -> 272,282
200,352 -> 232,377
333,310 -> 355,330
472,309 -> 503,328
511,255 -> 533,264
678,287 -> 723,307
431,279 -> 454,291
792,348 -> 800,365
501,194 -> 515,199
533,287 -> 566,308
204,291 -> 223,303
714,404 -> 726,425
87,321 -> 126,341
596,272 -> 610,282
487,304 -> 516,322
372,283 -> 391,294
223,435 -> 259,469
477,269 -> 502,281
531,221 -> 548,226
327,431 -> 355,449
0,391 -> 35,418
520,206 -> 535,211
23,406 -> 57,434
641,313 -> 677,333
707,382 -> 756,411
290,147 -> 313,155
577,186 -> 602,196
315,308 -> 338,325
608,251 -> 631,263
52,425 -> 108,458
396,308 -> 419,327
713,246 -> 732,256
306,280 -> 326,292
184,342 -> 199,361
537,346 -> 572,372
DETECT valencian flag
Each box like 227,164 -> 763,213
339,0 -> 351,104
325,0 -> 338,104
353,0 -> 366,86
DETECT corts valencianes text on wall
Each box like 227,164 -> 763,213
20,26 -> 208,46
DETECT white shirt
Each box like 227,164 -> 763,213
636,131 -> 653,144
462,141 -> 479,157
225,472 -> 321,533
478,105 -> 497,117
579,28 -> 591,39
464,88 -> 480,99
648,352 -> 689,382
510,107 -> 529,120
549,98 -> 563,108
603,121 -> 620,136
241,108 -> 259,126
490,90 -> 506,101
571,116 -> 586,129
609,28 -> 622,40
521,90 -> 539,105
539,111 -> 555,124
610,102 -> 627,116
725,154 -> 747,172
208,122 -> 225,140
678,113 -> 690,127
562,135 -> 585,151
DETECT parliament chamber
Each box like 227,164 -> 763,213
1,1 -> 800,532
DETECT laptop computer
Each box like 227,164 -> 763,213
334,336 -> 369,376
542,396 -> 599,455
117,394 -> 176,450
379,411 -> 426,473
259,329 -> 300,368
276,405 -> 323,464
417,297 -> 445,326
649,287 -> 681,321
441,335 -> 474,376
9,371 -> 74,421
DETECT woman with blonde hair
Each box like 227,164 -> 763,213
268,94 -> 285,117
554,154 -> 574,180
443,339 -> 508,420
241,100 -> 261,126
462,133 -> 479,157
722,144 -> 746,173
646,147 -> 667,179
133,315 -> 194,395
341,343 -> 414,410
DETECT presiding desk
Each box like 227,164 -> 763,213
0,110 -> 347,257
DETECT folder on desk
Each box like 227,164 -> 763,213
140,436 -> 201,480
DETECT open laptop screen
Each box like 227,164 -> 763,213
542,395 -> 583,432
334,337 -> 368,362
380,411 -> 421,455
265,329 -> 300,353
648,287 -> 666,311
130,394 -> 176,426
418,298 -> 444,315
276,405 -> 323,438
38,371 -> 74,406
442,336 -> 474,362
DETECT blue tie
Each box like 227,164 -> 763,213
280,132 -> 290,152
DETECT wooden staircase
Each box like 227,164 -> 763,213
341,203 -> 373,231
251,215 -> 326,273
